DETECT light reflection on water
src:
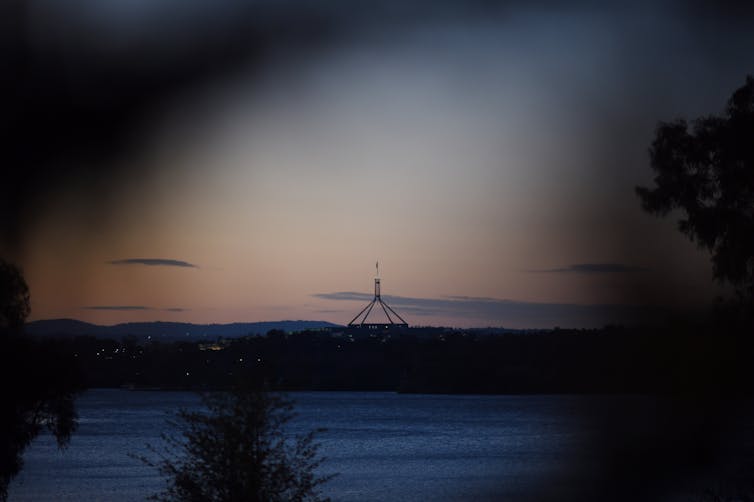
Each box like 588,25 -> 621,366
10,389 -> 597,501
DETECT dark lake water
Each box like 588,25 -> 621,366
8,390 -> 748,501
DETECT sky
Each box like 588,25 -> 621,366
3,0 -> 754,328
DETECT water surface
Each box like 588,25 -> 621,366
7,390 -> 656,501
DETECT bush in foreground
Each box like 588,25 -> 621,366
143,387 -> 332,502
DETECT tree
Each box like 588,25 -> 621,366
0,259 -> 30,333
0,259 -> 80,501
636,76 -> 754,297
144,387 -> 333,502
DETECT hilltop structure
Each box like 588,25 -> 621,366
347,263 -> 408,330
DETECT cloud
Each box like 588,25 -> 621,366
529,263 -> 648,274
312,291 -> 655,328
314,292 -> 371,302
107,258 -> 198,268
163,308 -> 189,312
83,305 -> 150,311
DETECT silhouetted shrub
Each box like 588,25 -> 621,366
143,386 -> 333,502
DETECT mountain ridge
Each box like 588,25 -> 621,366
25,318 -> 342,341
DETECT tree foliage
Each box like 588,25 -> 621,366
0,259 -> 30,333
144,387 -> 332,502
0,259 -> 80,501
636,76 -> 754,296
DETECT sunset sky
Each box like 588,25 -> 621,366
5,0 -> 753,328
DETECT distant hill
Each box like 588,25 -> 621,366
25,319 -> 342,341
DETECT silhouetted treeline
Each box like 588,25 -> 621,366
47,315 -> 754,395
